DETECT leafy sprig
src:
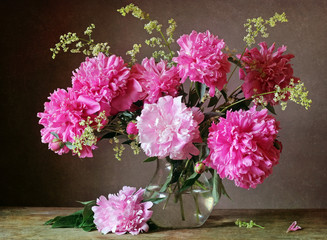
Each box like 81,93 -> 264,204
235,219 -> 265,229
118,3 -> 176,63
243,12 -> 288,46
50,24 -> 111,59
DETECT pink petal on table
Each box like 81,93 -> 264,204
286,221 -> 302,233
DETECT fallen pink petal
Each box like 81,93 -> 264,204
286,221 -> 302,233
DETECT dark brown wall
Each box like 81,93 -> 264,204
1,0 -> 326,208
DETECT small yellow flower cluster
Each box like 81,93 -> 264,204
110,137 -> 126,161
72,111 -> 107,157
145,37 -> 163,48
130,140 -> 141,155
274,79 -> 312,110
166,18 -> 177,45
50,24 -> 110,59
243,12 -> 288,47
118,3 -> 176,62
253,95 -> 268,107
117,3 -> 148,20
126,44 -> 142,65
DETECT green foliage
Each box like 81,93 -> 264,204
178,172 -> 200,193
144,156 -> 158,162
209,169 -> 230,205
45,200 -> 97,232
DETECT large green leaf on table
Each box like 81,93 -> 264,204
178,172 -> 200,193
79,200 -> 97,232
46,210 -> 83,228
195,82 -> 206,100
44,200 -> 97,232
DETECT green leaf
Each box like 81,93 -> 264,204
122,139 -> 133,145
228,56 -> 242,68
51,213 -> 83,228
229,99 -> 252,112
195,82 -> 206,100
76,200 -> 96,206
210,169 -> 219,205
144,157 -> 157,162
82,226 -> 97,232
208,95 -> 219,107
266,103 -> 276,115
220,89 -> 228,102
50,132 -> 59,139
159,169 -> 173,192
179,172 -> 200,193
101,132 -> 119,139
121,111 -> 133,118
44,216 -> 62,225
143,197 -> 167,204
65,141 -> 75,150
170,160 -> 184,184
188,89 -> 198,106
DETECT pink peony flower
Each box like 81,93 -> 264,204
72,53 -> 141,116
130,57 -> 181,104
205,106 -> 282,189
136,96 -> 204,160
126,122 -> 138,135
239,42 -> 300,105
37,88 -> 97,158
173,30 -> 231,96
92,186 -> 153,235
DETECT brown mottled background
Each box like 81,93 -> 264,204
1,0 -> 326,209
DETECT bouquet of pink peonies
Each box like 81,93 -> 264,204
40,3 -> 311,235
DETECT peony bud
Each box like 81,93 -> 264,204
194,162 -> 206,174
126,121 -> 139,135
49,139 -> 63,152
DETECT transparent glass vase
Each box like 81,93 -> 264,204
144,158 -> 215,228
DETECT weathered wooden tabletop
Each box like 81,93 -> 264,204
0,207 -> 326,239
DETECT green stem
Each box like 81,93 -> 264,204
229,84 -> 242,98
177,181 -> 185,221
162,192 -> 172,210
226,46 -> 247,84
191,185 -> 201,223
158,30 -> 174,60
220,90 -> 277,113
254,223 -> 265,229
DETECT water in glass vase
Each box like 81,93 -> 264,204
145,159 -> 215,228
150,188 -> 214,228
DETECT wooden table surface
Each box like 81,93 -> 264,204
0,207 -> 326,239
